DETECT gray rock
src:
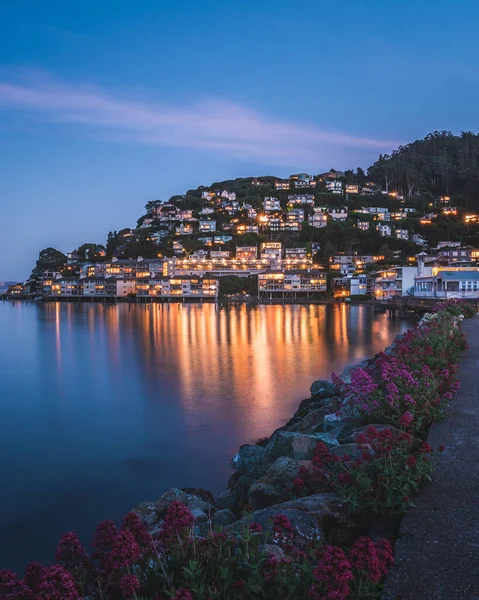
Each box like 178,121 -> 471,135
260,543 -> 286,560
134,488 -> 217,531
211,509 -> 236,527
310,379 -> 339,399
286,407 -> 331,434
228,508 -> 324,548
275,493 -> 356,544
231,444 -> 266,475
323,412 -> 344,432
264,431 -> 339,465
248,457 -> 311,510
329,443 -> 374,461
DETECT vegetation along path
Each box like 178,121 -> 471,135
382,316 -> 479,600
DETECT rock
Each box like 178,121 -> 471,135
260,543 -> 286,560
134,501 -> 160,528
180,487 -> 217,506
231,444 -> 266,475
310,379 -> 339,399
228,508 -> 324,548
264,431 -> 339,465
288,398 -> 341,434
323,413 -> 344,432
275,494 -> 357,544
286,408 -> 330,434
329,443 -> 374,462
216,489 -> 238,512
248,457 -> 311,510
248,482 -> 283,510
134,488 -> 217,531
211,509 -> 236,527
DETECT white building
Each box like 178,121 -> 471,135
329,208 -> 348,221
357,221 -> 370,231
378,224 -> 392,237
263,197 -> 281,211
395,229 -> 409,240
374,266 -> 421,298
414,269 -> 479,299
309,209 -> 328,228
325,180 -> 344,194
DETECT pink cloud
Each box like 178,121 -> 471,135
0,73 -> 399,167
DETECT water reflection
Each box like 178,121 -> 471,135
0,302 -> 413,571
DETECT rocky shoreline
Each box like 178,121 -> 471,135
133,343 -> 398,554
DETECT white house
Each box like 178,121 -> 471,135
325,180 -> 344,194
263,197 -> 281,211
414,269 -> 479,299
330,208 -> 348,221
357,221 -> 370,231
395,229 -> 409,241
377,224 -> 392,237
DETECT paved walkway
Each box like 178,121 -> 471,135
382,317 -> 479,600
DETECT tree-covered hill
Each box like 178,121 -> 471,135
368,131 -> 479,205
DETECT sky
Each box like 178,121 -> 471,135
1,0 -> 479,280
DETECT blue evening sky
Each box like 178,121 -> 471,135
1,0 -> 478,280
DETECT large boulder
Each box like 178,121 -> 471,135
231,444 -> 266,476
273,494 -> 356,544
263,431 -> 339,465
211,509 -> 236,527
287,400 -> 341,434
134,488 -> 217,533
310,379 -> 339,399
329,443 -> 374,462
248,457 -> 311,510
227,508 -> 324,549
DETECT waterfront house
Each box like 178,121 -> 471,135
137,276 -> 219,299
414,268 -> 479,299
258,270 -> 327,299
333,274 -> 369,298
374,266 -> 420,299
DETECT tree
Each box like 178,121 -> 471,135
29,247 -> 67,281
145,200 -> 163,215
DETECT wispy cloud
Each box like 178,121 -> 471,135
0,72 -> 399,167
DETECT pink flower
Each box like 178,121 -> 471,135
348,536 -> 381,583
160,501 -> 194,540
37,565 -> 79,600
272,514 -> 293,532
406,456 -> 417,469
174,588 -> 193,600
399,411 -> 414,428
249,522 -> 263,533
120,574 -> 141,598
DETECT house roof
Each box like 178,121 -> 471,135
438,271 -> 479,281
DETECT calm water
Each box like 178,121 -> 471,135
0,301 -> 413,571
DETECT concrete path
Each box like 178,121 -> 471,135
382,317 -> 479,600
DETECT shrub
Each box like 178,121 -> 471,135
0,505 -> 394,600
